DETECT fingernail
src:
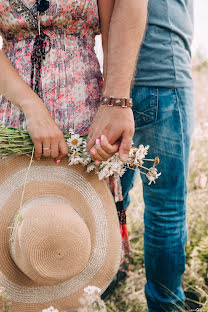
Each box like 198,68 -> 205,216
101,135 -> 104,142
56,159 -> 61,164
121,155 -> 128,162
96,139 -> 100,145
95,160 -> 101,166
91,149 -> 96,155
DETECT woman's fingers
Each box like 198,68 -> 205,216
100,135 -> 120,154
32,133 -> 68,161
91,146 -> 106,162
50,141 -> 59,159
94,138 -> 112,160
34,140 -> 42,160
26,105 -> 69,161
57,139 -> 69,161
90,135 -> 120,163
43,139 -> 51,157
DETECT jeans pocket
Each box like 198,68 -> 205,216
131,87 -> 158,128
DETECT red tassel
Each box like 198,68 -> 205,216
120,224 -> 129,240
120,224 -> 133,261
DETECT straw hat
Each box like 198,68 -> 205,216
0,155 -> 121,312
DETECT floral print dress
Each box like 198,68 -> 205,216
0,0 -> 102,133
0,0 -> 123,202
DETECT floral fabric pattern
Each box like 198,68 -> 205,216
0,0 -> 102,134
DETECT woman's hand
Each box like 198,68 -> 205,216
24,100 -> 68,161
90,135 -> 120,165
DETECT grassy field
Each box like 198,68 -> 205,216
106,68 -> 208,312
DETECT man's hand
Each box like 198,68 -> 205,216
87,105 -> 135,162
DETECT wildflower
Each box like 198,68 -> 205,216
86,163 -> 97,173
97,153 -> 125,180
67,134 -> 83,148
0,127 -> 161,183
78,285 -> 106,312
42,306 -> 59,312
84,286 -> 101,295
126,145 -> 149,168
68,151 -> 83,165
68,128 -> 75,135
135,145 -> 149,162
146,167 -> 161,185
0,35 -> 3,50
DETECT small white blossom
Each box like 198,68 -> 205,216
69,154 -> 83,165
97,153 -> 125,180
127,145 -> 149,167
146,167 -> 161,185
68,128 -> 75,135
67,134 -> 83,148
42,306 -> 59,312
78,286 -> 106,312
82,157 -> 91,166
86,163 -> 97,173
65,134 -> 160,183
0,35 -> 3,50
84,286 -> 101,295
135,145 -> 149,160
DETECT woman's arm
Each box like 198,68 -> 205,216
0,50 -> 68,160
98,0 -> 115,80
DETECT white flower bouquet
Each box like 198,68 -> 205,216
0,126 -> 161,185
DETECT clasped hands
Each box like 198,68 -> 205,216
26,101 -> 134,164
87,105 -> 135,165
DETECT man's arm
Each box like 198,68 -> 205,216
97,0 -> 115,81
105,0 -> 148,97
88,0 -> 148,162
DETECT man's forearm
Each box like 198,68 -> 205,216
104,0 -> 148,97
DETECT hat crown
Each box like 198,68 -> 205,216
10,197 -> 91,285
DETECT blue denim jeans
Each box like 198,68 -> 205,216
121,87 -> 194,312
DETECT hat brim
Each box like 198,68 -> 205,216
0,156 -> 121,311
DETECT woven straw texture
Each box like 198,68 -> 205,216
0,156 -> 121,312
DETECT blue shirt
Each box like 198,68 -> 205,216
134,0 -> 194,88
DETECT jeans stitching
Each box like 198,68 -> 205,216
133,87 -> 158,127
133,106 -> 157,115
156,88 -> 159,120
174,88 -> 187,218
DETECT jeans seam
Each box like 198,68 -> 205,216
175,89 -> 187,241
156,88 -> 159,120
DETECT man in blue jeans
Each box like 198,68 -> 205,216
121,0 -> 194,311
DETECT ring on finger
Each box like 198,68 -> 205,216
43,147 -> 51,151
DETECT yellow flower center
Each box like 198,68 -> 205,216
72,139 -> 78,145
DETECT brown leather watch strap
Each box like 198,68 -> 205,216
101,96 -> 133,108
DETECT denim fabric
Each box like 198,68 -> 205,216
121,87 -> 194,311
